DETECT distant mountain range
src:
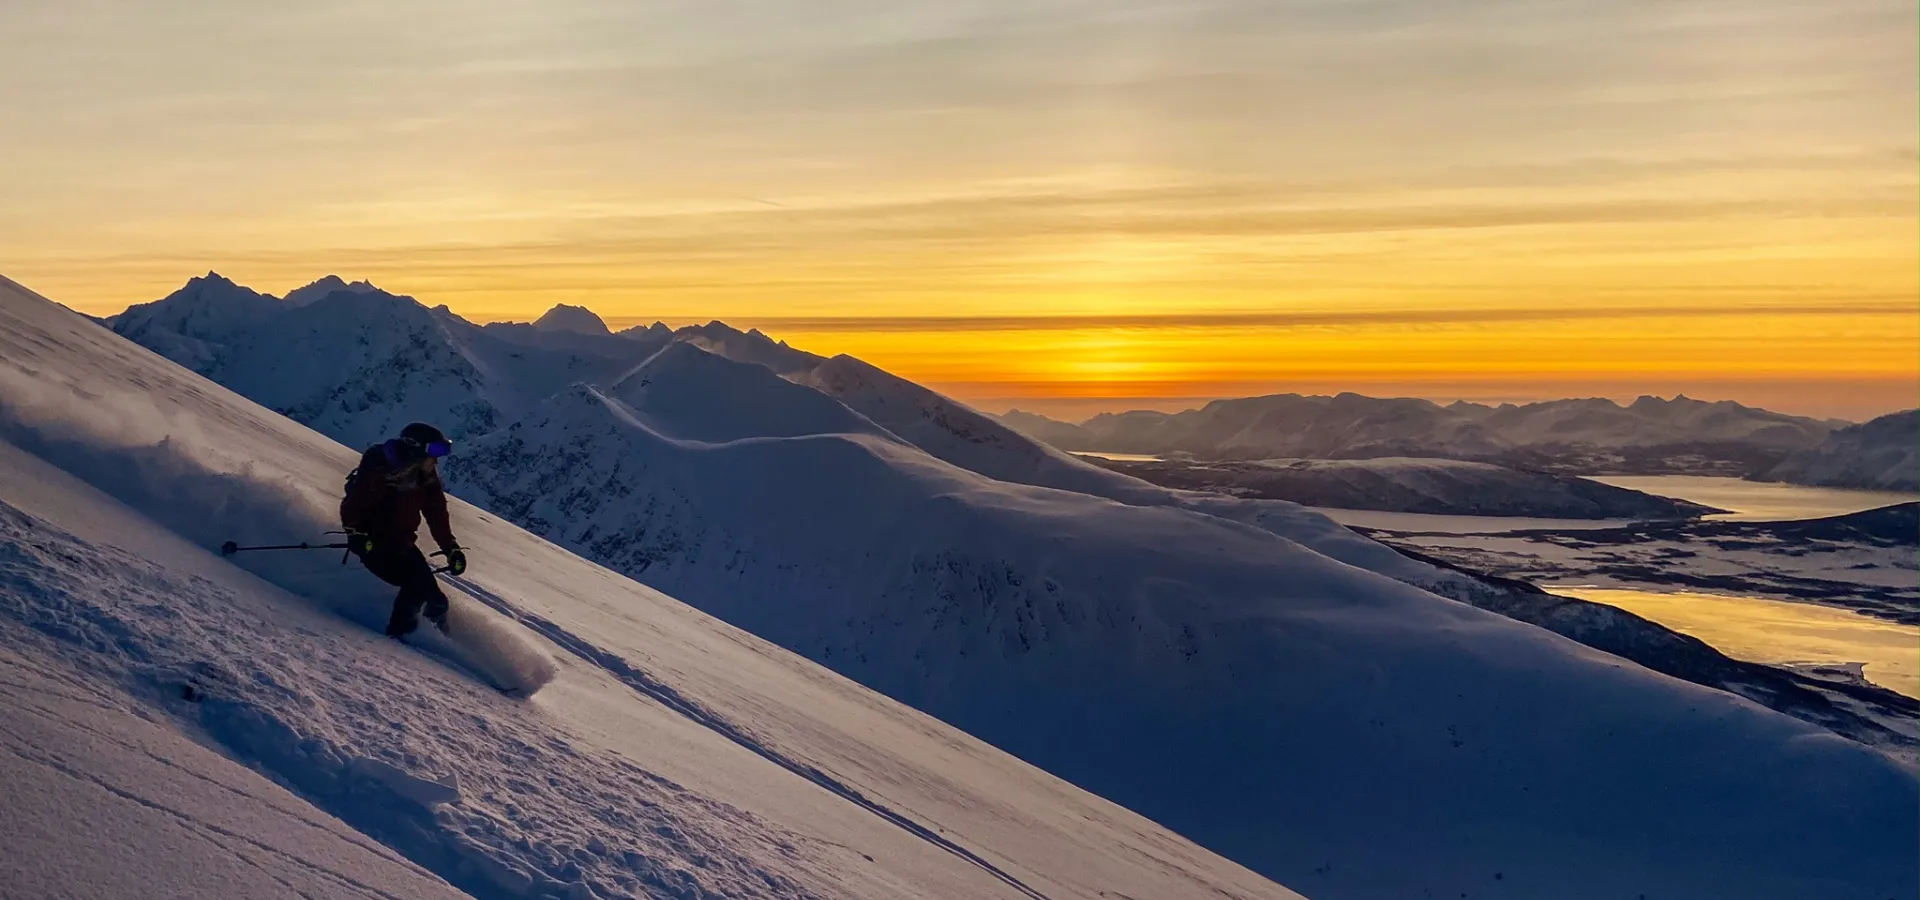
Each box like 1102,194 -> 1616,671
97,272 -> 1919,899
1757,410 -> 1919,492
995,392 -> 1909,487
1087,456 -> 1724,519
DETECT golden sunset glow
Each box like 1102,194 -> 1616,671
4,0 -> 1914,419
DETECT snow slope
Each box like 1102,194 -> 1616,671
1761,409 -> 1919,491
0,639 -> 472,900
802,353 -> 1170,504
447,377 -> 1917,898
90,284 -> 1920,897
613,342 -> 901,446
2,273 -> 1301,900
669,336 -> 1444,589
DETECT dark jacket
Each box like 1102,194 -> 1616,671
340,441 -> 457,552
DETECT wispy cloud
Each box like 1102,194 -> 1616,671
606,300 -> 1919,334
1,0 -> 1912,417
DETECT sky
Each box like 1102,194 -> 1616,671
2,0 -> 1914,420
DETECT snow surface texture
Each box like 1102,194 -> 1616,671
1087,455 -> 1720,519
1760,409 -> 1920,491
793,350 -> 1466,585
451,384 -> 1917,897
0,644 -> 472,900
999,392 -> 1839,476
4,273 -> 1298,900
88,273 -> 1920,898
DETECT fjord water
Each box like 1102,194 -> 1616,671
1586,475 -> 1915,522
1549,587 -> 1920,699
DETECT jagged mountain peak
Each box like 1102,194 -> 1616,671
673,321 -> 825,376
107,271 -> 280,356
283,274 -> 384,307
616,321 -> 675,341
171,270 -> 262,299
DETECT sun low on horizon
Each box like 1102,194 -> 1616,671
4,0 -> 1914,421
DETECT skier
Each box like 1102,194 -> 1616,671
340,422 -> 468,637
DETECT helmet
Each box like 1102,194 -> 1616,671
398,422 -> 452,459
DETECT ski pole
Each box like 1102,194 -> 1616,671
218,540 -> 350,557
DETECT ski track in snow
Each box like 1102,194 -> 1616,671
0,647 -> 471,900
0,498 -> 826,900
444,573 -> 1054,900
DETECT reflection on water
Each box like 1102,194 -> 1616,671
1585,475 -> 1915,522
1549,586 -> 1920,699
1074,451 -> 1162,462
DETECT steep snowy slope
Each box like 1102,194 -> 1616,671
194,308 -> 1900,749
93,284 -> 1920,894
1761,409 -> 1919,491
803,353 -> 1170,504
611,342 -> 902,446
777,351 -> 1472,585
446,377 -> 1918,900
683,342 -> 1435,583
0,273 -> 1303,900
0,640 -> 471,900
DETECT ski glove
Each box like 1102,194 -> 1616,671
346,531 -> 374,557
443,547 -> 468,576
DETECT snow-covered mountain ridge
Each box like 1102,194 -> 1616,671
4,271 -> 1303,900
438,375 -> 1920,899
106,273 -> 677,447
94,272 -> 1920,898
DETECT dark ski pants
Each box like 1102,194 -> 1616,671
359,543 -> 448,636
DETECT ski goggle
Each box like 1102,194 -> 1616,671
401,437 -> 453,459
